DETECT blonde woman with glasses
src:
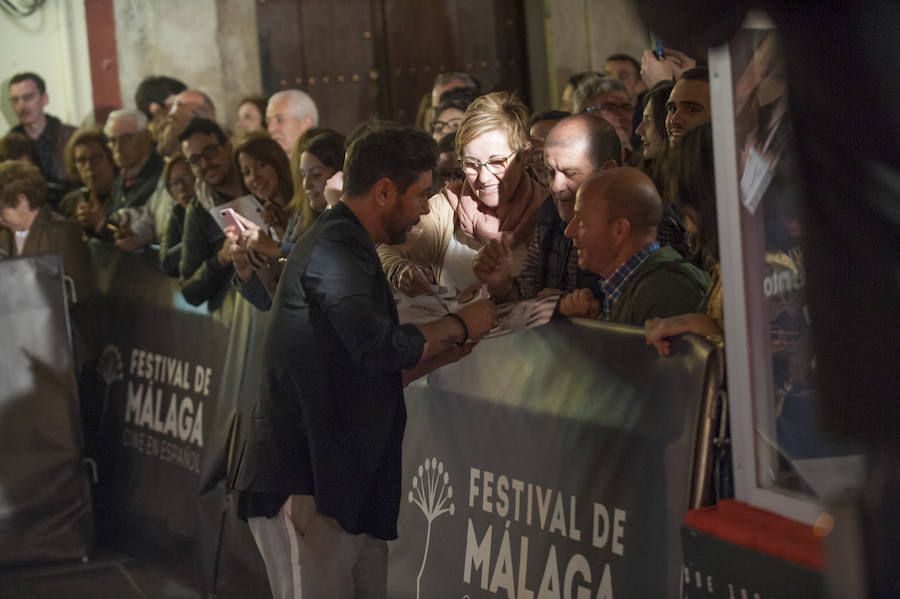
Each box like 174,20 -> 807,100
379,91 -> 546,296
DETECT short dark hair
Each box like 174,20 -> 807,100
305,131 -> 346,173
10,72 -> 46,95
344,126 -> 438,197
435,86 -> 480,116
679,67 -> 710,83
530,110 -> 570,128
0,132 -> 41,168
134,76 -> 187,118
178,117 -> 227,144
605,53 -> 641,74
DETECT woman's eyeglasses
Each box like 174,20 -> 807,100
459,150 -> 518,176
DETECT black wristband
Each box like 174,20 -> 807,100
445,312 -> 468,345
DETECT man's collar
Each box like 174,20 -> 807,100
123,150 -> 152,180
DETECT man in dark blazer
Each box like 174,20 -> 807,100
233,126 -> 496,598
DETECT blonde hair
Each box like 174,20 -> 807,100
455,91 -> 529,157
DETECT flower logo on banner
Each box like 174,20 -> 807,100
408,457 -> 455,599
97,344 -> 123,425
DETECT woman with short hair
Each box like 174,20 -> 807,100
379,91 -> 546,295
57,126 -> 118,221
0,160 -> 95,359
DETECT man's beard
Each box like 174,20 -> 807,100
384,199 -> 412,245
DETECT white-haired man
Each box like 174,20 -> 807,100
77,108 -> 163,242
266,89 -> 319,154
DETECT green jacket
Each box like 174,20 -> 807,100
610,245 -> 709,326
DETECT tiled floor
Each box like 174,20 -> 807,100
0,553 -> 202,599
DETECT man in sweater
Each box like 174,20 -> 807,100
8,72 -> 76,184
560,167 -> 708,325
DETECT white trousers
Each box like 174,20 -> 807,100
247,494 -> 388,599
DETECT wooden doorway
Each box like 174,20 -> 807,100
256,0 -> 530,134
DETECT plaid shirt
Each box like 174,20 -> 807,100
513,197 -> 601,299
598,241 -> 660,319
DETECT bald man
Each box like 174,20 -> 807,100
474,113 -> 620,300
560,167 -> 708,325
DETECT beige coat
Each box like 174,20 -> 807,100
378,191 -> 530,291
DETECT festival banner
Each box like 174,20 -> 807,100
65,245 -> 719,599
88,244 -> 268,594
390,318 -> 718,599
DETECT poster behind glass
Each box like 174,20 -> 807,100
729,26 -> 864,502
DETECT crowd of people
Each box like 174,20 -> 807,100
1,47 -> 726,596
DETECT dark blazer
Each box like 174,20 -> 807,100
234,202 -> 426,540
178,197 -> 231,308
13,114 -> 75,183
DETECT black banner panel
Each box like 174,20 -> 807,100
0,255 -> 94,565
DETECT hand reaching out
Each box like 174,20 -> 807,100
640,47 -> 697,86
456,298 -> 498,340
473,238 -> 513,297
558,288 -> 600,319
396,264 -> 435,297
644,313 -> 722,356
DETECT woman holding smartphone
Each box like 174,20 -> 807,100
228,130 -> 346,310
234,133 -> 294,241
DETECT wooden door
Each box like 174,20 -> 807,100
256,0 -> 529,133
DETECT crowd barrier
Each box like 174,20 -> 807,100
1,245 -> 723,598
0,255 -> 93,565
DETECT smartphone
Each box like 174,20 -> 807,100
220,207 -> 246,233
650,33 -> 665,59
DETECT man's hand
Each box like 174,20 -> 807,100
558,288 -> 600,319
640,48 -> 697,86
645,313 -> 721,357
473,238 -> 513,296
402,339 -> 478,387
75,194 -> 106,234
396,264 -> 435,297
456,298 -> 498,340
114,224 -> 140,251
324,171 -> 344,208
225,225 -> 254,280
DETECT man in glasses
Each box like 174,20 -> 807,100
575,76 -> 634,157
75,109 -> 163,242
176,117 -> 244,309
118,88 -> 218,252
